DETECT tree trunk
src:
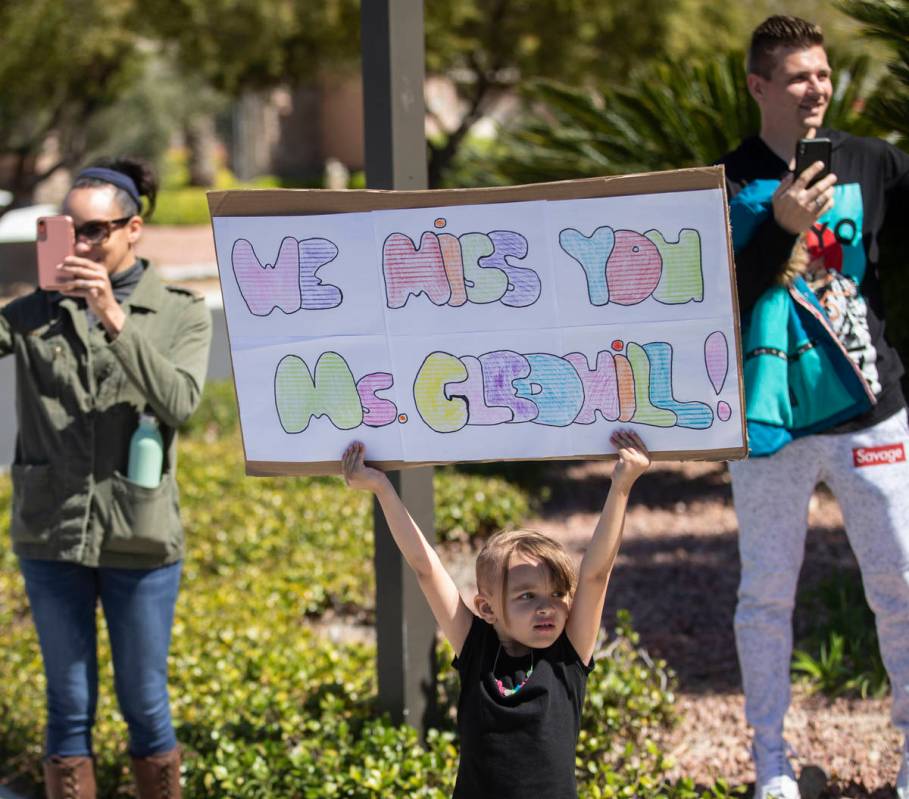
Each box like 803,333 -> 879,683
0,151 -> 42,218
426,86 -> 490,188
185,113 -> 218,187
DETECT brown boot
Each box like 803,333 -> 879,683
131,746 -> 182,799
43,755 -> 96,799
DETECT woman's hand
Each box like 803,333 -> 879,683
56,256 -> 125,336
609,429 -> 651,492
342,441 -> 390,494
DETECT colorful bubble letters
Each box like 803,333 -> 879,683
558,227 -> 703,306
211,186 -> 744,468
383,227 -> 540,309
410,343 -> 714,434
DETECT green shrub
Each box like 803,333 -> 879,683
151,187 -> 216,226
0,554 -> 735,799
180,380 -> 535,548
0,384 -> 739,797
175,436 -> 532,616
791,570 -> 889,698
153,169 -> 283,226
178,436 -> 375,615
434,467 -> 533,543
180,379 -> 241,439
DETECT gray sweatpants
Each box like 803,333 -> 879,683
729,408 -> 909,749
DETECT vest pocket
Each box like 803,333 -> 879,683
107,470 -> 181,556
10,463 -> 57,544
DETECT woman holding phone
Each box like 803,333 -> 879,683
0,157 -> 212,798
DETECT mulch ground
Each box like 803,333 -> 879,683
429,459 -> 901,795
512,459 -> 903,797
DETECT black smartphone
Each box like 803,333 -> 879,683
794,137 -> 832,186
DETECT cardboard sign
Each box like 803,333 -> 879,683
208,167 -> 746,476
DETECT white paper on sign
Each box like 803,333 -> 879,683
390,328 -> 571,463
213,182 -> 746,470
561,319 -> 743,457
212,213 -> 386,340
372,200 -> 560,337
231,335 -> 405,463
545,189 -> 731,329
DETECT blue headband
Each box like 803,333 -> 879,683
75,167 -> 141,208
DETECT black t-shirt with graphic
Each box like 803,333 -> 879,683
452,614 -> 594,799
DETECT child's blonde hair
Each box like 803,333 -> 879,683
475,529 -> 577,611
779,233 -> 809,285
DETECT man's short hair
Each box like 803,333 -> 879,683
747,15 -> 825,79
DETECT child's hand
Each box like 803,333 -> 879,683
609,430 -> 651,491
342,441 -> 390,494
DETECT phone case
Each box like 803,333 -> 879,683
795,138 -> 832,185
36,215 -> 74,289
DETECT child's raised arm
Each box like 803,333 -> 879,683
566,430 -> 651,664
342,442 -> 474,655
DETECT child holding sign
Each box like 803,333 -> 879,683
341,431 -> 651,799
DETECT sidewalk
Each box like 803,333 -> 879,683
0,224 -> 223,303
138,224 -> 217,276
138,224 -> 222,303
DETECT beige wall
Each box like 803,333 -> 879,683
320,73 -> 365,172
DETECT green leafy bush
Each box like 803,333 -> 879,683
0,548 -> 735,799
791,570 -> 888,698
154,174 -> 283,226
434,467 -> 532,543
0,382 -> 740,797
179,379 -> 241,439
178,436 -> 375,616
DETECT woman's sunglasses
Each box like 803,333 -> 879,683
74,216 -> 132,245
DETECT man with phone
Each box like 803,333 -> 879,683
718,15 -> 909,799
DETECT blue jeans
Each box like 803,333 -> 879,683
19,558 -> 182,758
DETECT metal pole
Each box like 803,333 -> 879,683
361,0 -> 437,734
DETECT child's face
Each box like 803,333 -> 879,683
476,552 -> 571,654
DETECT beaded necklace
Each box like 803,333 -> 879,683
492,644 -> 534,697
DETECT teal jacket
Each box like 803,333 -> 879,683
740,276 -> 875,456
731,182 -> 875,456
721,130 -> 909,456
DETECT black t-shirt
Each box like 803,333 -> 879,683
452,614 -> 594,799
718,130 -> 909,433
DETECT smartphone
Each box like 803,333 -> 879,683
36,215 -> 74,290
794,137 -> 832,187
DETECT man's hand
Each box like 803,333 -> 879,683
609,430 -> 651,492
56,256 -> 126,336
772,161 -> 837,235
342,441 -> 391,494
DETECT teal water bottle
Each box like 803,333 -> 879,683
128,413 -> 163,488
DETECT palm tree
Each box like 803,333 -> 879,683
839,0 -> 909,146
494,50 -> 880,183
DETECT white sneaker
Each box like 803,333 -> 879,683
754,740 -> 801,799
897,746 -> 909,799
756,774 -> 801,799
